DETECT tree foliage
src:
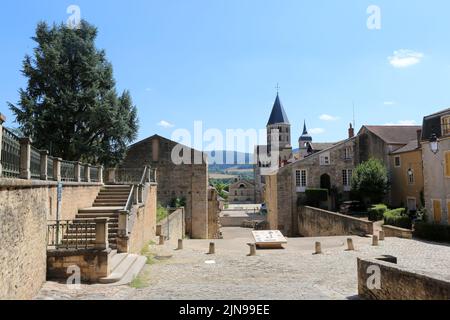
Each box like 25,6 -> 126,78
8,21 -> 138,166
351,158 -> 389,205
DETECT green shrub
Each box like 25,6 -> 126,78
414,222 -> 450,243
157,204 -> 169,222
368,204 -> 388,221
305,188 -> 328,207
383,208 -> 412,229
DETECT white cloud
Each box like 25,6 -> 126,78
388,50 -> 424,68
157,120 -> 174,128
145,88 -> 153,92
309,128 -> 325,134
319,114 -> 340,121
383,101 -> 396,106
384,120 -> 417,126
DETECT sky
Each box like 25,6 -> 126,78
1,0 -> 450,153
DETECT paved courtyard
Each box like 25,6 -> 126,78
35,227 -> 450,300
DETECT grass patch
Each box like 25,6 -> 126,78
140,241 -> 158,265
157,204 -> 169,222
130,276 -> 147,289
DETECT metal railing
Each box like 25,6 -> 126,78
47,156 -> 54,180
60,160 -> 75,182
47,220 -> 96,250
1,127 -> 20,178
30,146 -> 41,179
115,168 -> 146,184
80,165 -> 86,182
90,166 -> 99,182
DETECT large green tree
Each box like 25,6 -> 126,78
351,158 -> 389,205
9,21 -> 138,166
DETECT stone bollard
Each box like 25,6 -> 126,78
372,235 -> 379,246
208,242 -> 215,255
247,243 -> 256,256
314,242 -> 322,254
159,235 -> 165,245
177,239 -> 183,250
379,230 -> 385,241
347,238 -> 355,251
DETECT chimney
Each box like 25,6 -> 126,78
348,123 -> 355,139
417,129 -> 422,148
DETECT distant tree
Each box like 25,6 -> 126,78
8,21 -> 138,166
351,158 -> 389,205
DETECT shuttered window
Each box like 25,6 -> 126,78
445,152 -> 450,177
433,200 -> 442,223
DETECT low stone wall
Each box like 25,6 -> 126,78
0,179 -> 102,300
382,225 -> 413,239
298,206 -> 373,237
358,258 -> 450,300
127,184 -> 157,254
157,208 -> 185,243
47,249 -> 111,283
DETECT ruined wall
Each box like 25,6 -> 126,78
122,135 -> 208,239
0,179 -> 101,300
157,208 -> 185,244
207,188 -> 220,239
298,206 -> 373,237
358,258 -> 450,300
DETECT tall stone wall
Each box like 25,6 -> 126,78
298,206 -> 373,237
358,258 -> 450,300
0,180 -> 101,300
122,135 -> 209,239
157,208 -> 185,244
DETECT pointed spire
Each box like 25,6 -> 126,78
300,120 -> 312,143
267,93 -> 290,126
302,120 -> 308,135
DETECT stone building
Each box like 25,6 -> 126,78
265,123 -> 423,236
121,135 -> 210,239
389,132 -> 424,211
228,179 -> 256,204
420,108 -> 450,225
207,186 -> 221,239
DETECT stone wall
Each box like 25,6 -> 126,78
127,184 -> 157,254
382,225 -> 413,239
358,258 -> 450,300
0,179 -> 102,300
121,135 -> 208,239
207,187 -> 220,239
298,206 -> 373,237
157,208 -> 185,244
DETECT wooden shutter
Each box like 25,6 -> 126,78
445,152 -> 450,177
433,200 -> 442,223
447,201 -> 450,224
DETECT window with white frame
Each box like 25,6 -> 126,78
296,169 -> 307,187
407,169 -> 415,184
344,147 -> 352,160
442,115 -> 450,136
342,169 -> 353,186
320,152 -> 331,166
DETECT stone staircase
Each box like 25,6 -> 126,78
61,185 -> 132,249
99,251 -> 147,285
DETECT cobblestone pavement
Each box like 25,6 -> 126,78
35,228 -> 450,300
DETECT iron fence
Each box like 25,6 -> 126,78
47,156 -> 54,180
90,166 -> 99,182
47,220 -> 97,250
1,127 -> 20,178
30,146 -> 41,179
60,160 -> 75,182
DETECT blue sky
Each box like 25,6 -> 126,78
1,0 -> 450,152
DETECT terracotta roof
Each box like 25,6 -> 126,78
391,139 -> 420,154
361,126 -> 421,144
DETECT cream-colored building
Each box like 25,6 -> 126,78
229,179 -> 256,204
421,108 -> 450,225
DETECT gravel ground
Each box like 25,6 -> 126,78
35,227 -> 450,300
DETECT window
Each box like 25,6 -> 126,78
342,169 -> 353,187
320,152 -> 331,166
295,169 -> 307,187
407,169 -> 415,185
442,116 -> 450,136
394,156 -> 401,168
407,198 -> 417,212
344,147 -> 352,160
445,151 -> 450,178
433,199 -> 442,223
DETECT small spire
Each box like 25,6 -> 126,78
302,120 -> 308,135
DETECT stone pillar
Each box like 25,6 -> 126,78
53,158 -> 62,182
94,218 -> 109,250
315,242 -> 322,254
98,165 -> 104,184
0,113 -> 5,177
372,235 -> 379,246
177,239 -> 183,250
84,164 -> 91,183
347,238 -> 355,251
133,186 -> 139,204
105,168 -> 116,184
379,230 -> 385,241
117,211 -> 129,253
247,243 -> 256,256
159,235 -> 165,245
19,137 -> 32,180
74,162 -> 82,182
208,242 -> 215,254
39,150 -> 49,180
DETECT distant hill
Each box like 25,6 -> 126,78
206,150 -> 254,173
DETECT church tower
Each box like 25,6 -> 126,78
298,120 -> 312,159
266,93 -> 292,165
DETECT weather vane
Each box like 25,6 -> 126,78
275,83 -> 280,94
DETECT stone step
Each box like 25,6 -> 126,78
93,201 -> 126,205
98,191 -> 130,195
109,253 -> 129,272
78,207 -> 123,214
76,213 -> 119,219
99,254 -> 146,285
72,218 -> 118,224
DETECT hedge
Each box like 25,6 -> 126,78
414,222 -> 450,243
368,204 -> 388,221
383,208 -> 412,229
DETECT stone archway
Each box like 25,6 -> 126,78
320,174 -> 331,191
